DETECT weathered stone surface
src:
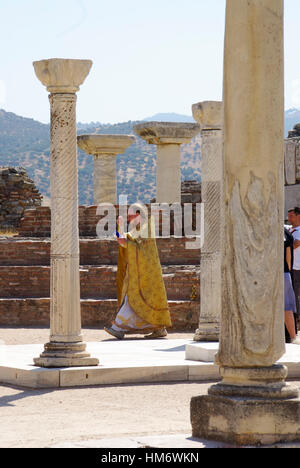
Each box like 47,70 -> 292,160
0,264 -> 199,301
192,101 -> 222,131
18,204 -> 201,238
190,0 -> 300,448
134,123 -> 200,204
191,394 -> 300,446
0,236 -> 200,329
285,141 -> 297,185
0,167 -> 42,229
0,237 -> 200,266
77,134 -> 135,156
33,58 -> 98,367
217,0 -> 285,368
33,58 -> 92,94
192,102 -> 222,342
134,122 -> 200,145
77,134 -> 135,205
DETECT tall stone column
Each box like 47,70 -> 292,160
77,134 -> 135,204
134,122 -> 200,203
192,101 -> 222,341
33,59 -> 99,367
191,0 -> 300,446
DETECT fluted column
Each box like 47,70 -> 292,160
77,134 -> 135,204
33,58 -> 99,367
191,0 -> 300,446
134,122 -> 200,203
192,101 -> 222,341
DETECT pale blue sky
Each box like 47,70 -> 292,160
0,0 -> 299,124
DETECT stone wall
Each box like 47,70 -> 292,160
0,167 -> 42,229
0,237 -> 200,329
18,203 -> 200,237
1,179 -> 201,329
180,180 -> 201,203
150,180 -> 201,204
0,237 -> 199,266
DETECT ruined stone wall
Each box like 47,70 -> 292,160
0,237 -> 200,329
150,180 -> 201,204
180,180 -> 201,203
1,180 -> 201,329
0,237 -> 199,266
0,167 -> 42,229
18,203 -> 199,237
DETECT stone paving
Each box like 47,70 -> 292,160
2,338 -> 300,389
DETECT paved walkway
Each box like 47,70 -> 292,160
1,328 -> 300,448
0,339 -> 219,388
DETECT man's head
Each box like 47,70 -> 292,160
288,207 -> 300,227
127,208 -> 140,225
128,203 -> 148,227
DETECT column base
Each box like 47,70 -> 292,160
191,364 -> 300,446
191,394 -> 300,446
193,324 -> 220,342
33,341 -> 99,368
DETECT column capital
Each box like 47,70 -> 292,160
133,122 -> 200,145
77,134 -> 135,156
33,58 -> 93,93
192,101 -> 223,131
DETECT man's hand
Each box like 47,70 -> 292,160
117,237 -> 127,247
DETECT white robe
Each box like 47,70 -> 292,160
112,295 -> 153,332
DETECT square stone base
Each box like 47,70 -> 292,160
191,394 -> 300,446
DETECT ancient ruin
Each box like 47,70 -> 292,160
77,134 -> 135,204
0,167 -> 42,229
285,123 -> 300,215
134,122 -> 200,203
192,101 -> 222,342
32,58 -> 99,367
191,0 -> 300,445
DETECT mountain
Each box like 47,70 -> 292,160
1,108 -> 299,206
0,110 -> 201,205
143,113 -> 195,123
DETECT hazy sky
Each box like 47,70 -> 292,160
0,0 -> 299,124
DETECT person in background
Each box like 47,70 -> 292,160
284,226 -> 299,343
288,207 -> 300,323
104,203 -> 172,340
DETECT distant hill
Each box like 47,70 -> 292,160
0,108 -> 299,205
0,110 -> 201,205
143,113 -> 195,123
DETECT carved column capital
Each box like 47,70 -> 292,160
33,58 -> 92,94
192,101 -> 223,131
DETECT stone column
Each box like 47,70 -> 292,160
284,126 -> 300,218
192,101 -> 222,341
191,0 -> 300,446
134,122 -> 200,203
77,134 -> 135,204
32,58 -> 99,367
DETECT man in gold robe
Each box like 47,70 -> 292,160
104,203 -> 172,339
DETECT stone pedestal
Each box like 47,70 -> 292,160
190,0 -> 300,446
77,134 -> 135,204
32,58 -> 99,367
192,101 -> 222,342
134,122 -> 200,203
